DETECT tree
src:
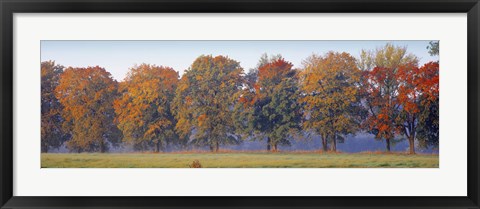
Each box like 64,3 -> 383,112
397,62 -> 439,154
173,55 -> 244,152
55,66 -> 121,152
300,52 -> 363,152
243,53 -> 284,89
114,64 -> 179,152
416,96 -> 439,149
41,61 -> 68,152
416,42 -> 439,149
236,56 -> 302,152
358,43 -> 418,72
362,67 -> 400,152
359,43 -> 418,151
427,41 -> 439,56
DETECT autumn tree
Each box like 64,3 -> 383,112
41,61 -> 68,152
55,66 -> 121,153
236,56 -> 302,152
416,43 -> 440,149
359,43 -> 418,152
243,53 -> 283,86
300,52 -> 363,152
397,62 -> 439,154
114,64 -> 179,152
173,55 -> 244,152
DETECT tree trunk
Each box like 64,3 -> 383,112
330,135 -> 337,152
269,140 -> 278,152
100,141 -> 105,153
331,137 -> 337,152
408,136 -> 415,154
267,137 -> 271,151
155,141 -> 160,153
321,134 -> 328,152
209,144 -> 214,152
385,138 -> 391,152
215,141 -> 219,152
141,141 -> 146,152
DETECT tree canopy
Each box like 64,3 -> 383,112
301,52 -> 364,152
397,61 -> 439,154
41,61 -> 68,152
114,64 -> 179,152
41,43 -> 439,154
173,55 -> 244,152
236,56 -> 302,151
55,66 -> 121,152
359,43 -> 419,151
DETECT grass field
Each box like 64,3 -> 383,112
41,152 -> 439,168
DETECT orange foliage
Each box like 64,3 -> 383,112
114,64 -> 179,151
361,66 -> 401,141
362,60 -> 439,153
55,66 -> 119,152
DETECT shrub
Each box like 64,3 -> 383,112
189,160 -> 202,168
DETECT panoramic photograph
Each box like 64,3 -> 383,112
41,40 -> 439,168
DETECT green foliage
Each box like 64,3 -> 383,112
173,55 -> 244,152
416,99 -> 439,148
427,41 -> 439,56
41,61 -> 68,152
235,55 -> 302,151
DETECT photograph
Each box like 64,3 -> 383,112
40,40 -> 440,168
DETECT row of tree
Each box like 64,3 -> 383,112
41,43 -> 439,154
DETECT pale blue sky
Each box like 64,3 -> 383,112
41,40 -> 438,81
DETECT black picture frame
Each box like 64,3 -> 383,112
1,0 -> 479,208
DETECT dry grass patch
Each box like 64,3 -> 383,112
41,152 -> 439,168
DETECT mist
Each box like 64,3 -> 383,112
48,133 -> 438,154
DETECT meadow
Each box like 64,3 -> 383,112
41,152 -> 439,168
